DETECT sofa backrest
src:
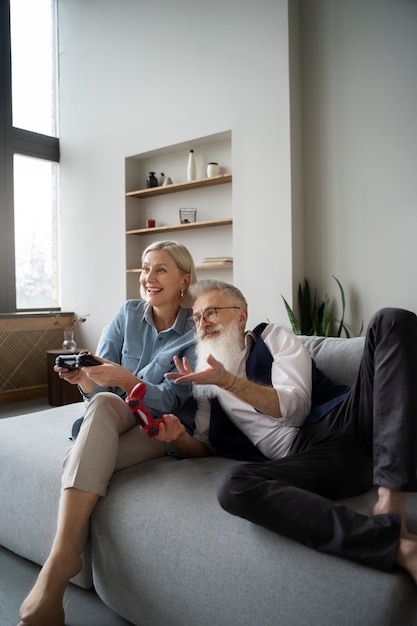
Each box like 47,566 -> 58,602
300,336 -> 365,388
96,326 -> 364,388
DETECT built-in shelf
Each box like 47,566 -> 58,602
126,173 -> 232,199
126,218 -> 232,236
125,132 -> 233,298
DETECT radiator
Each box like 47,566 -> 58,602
0,313 -> 74,404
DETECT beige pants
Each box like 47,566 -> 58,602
62,392 -> 166,497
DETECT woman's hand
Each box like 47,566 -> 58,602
54,364 -> 88,385
55,354 -> 139,395
79,357 -> 139,394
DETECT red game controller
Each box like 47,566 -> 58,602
125,382 -> 164,437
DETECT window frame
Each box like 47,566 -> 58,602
0,0 -> 60,314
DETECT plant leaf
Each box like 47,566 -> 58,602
332,275 -> 346,337
281,296 -> 301,335
321,297 -> 333,336
299,279 -> 312,334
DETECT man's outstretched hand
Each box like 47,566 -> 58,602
165,355 -> 234,389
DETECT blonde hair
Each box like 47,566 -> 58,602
141,240 -> 197,308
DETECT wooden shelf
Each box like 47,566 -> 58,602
127,262 -> 233,273
196,263 -> 233,270
126,218 -> 232,236
126,173 -> 232,199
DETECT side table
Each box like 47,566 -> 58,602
46,350 -> 86,406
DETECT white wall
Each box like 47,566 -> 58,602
58,0 -> 417,350
58,0 -> 294,349
300,0 -> 417,332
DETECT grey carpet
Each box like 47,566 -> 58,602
0,399 -> 51,419
0,546 -> 133,626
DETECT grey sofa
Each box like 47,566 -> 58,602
1,335 -> 417,626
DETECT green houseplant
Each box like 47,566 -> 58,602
282,275 -> 360,337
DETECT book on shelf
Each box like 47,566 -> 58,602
201,256 -> 233,264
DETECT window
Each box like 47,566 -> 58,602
13,155 -> 59,309
10,0 -> 58,136
0,0 -> 60,313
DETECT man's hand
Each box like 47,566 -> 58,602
156,412 -> 211,457
165,355 -> 235,389
156,413 -> 187,443
166,355 -> 282,418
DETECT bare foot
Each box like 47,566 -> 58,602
18,549 -> 82,626
396,536 -> 417,584
373,487 -> 410,536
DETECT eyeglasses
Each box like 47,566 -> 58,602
188,306 -> 241,327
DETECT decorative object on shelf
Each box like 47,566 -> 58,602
146,219 -> 156,228
160,172 -> 173,186
187,149 -> 196,181
207,162 -> 220,178
179,208 -> 197,223
146,172 -> 158,188
62,330 -> 77,352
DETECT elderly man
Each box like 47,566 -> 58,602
160,279 -> 417,585
162,279 -> 318,460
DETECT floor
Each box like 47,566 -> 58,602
0,397 -> 51,419
0,546 -> 134,625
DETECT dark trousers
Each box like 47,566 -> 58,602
217,308 -> 417,571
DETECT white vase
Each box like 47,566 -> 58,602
207,162 -> 220,178
187,150 -> 196,181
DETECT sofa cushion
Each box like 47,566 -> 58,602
301,335 -> 365,387
91,455 -> 417,626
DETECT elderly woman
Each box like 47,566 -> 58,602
19,240 -> 197,626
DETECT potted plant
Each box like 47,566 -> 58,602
282,275 -> 362,337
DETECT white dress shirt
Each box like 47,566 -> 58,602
193,324 -> 312,460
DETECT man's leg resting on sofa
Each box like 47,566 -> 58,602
217,464 -> 417,585
18,487 -> 98,626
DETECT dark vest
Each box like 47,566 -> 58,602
208,323 -> 350,461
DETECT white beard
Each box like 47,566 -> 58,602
193,320 -> 245,400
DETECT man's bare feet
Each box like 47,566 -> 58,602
395,536 -> 417,585
18,549 -> 82,626
373,486 -> 409,536
373,487 -> 417,585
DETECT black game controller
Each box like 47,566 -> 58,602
55,354 -> 79,370
55,353 -> 102,370
76,353 -> 102,367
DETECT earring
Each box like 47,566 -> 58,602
180,291 -> 184,298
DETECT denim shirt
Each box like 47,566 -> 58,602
84,300 -> 196,429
